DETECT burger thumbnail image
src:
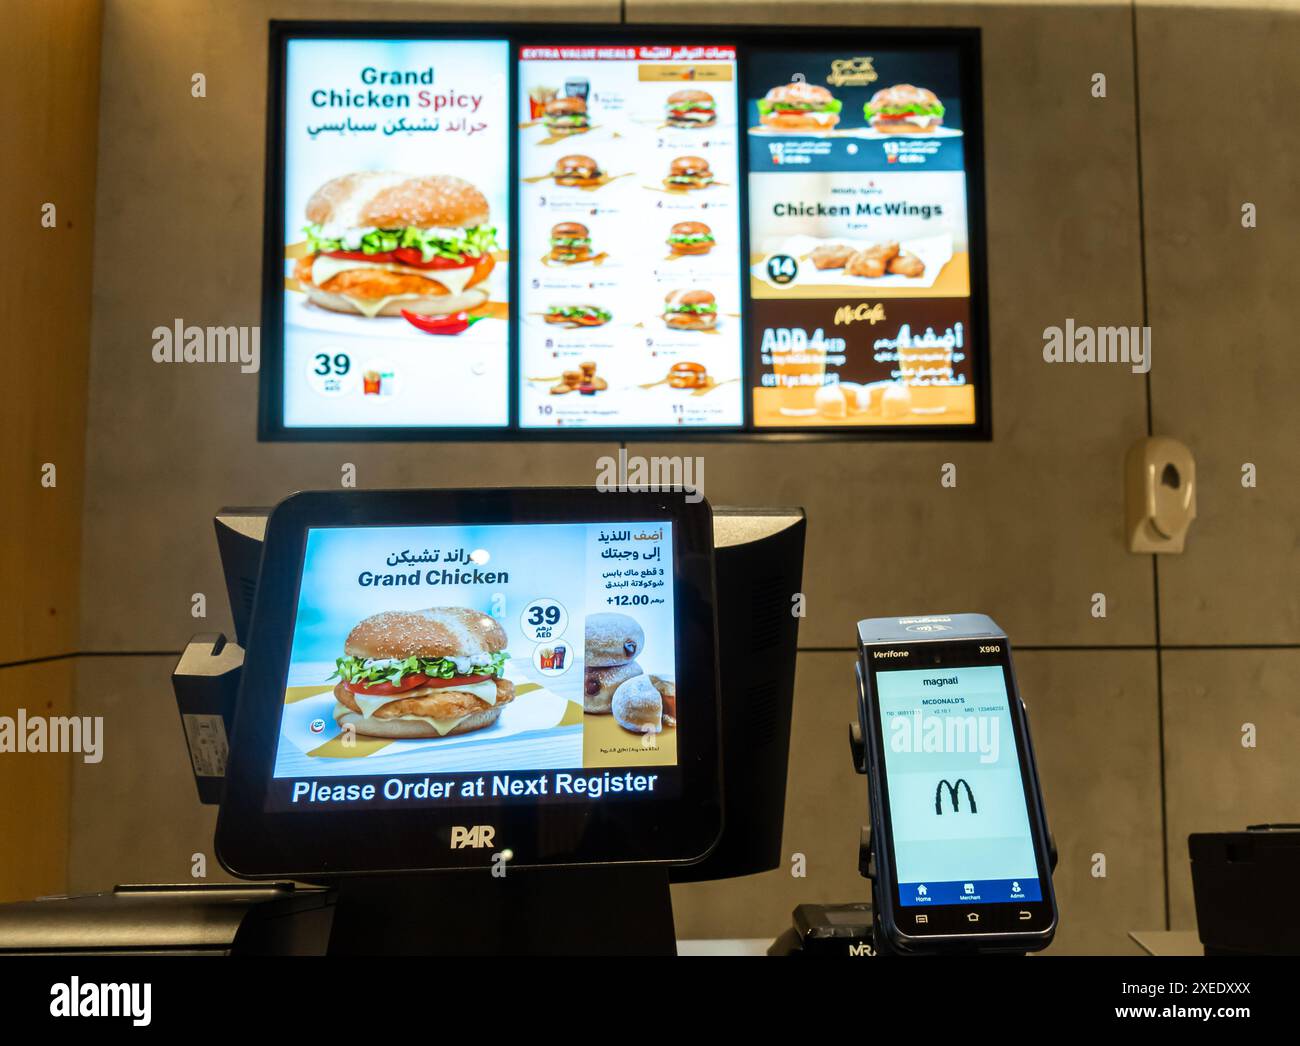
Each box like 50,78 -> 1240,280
545,304 -> 611,327
864,84 -> 945,134
293,172 -> 497,318
549,222 -> 593,264
553,154 -> 603,187
663,289 -> 718,331
666,89 -> 716,128
544,95 -> 590,136
668,361 -> 709,388
757,82 -> 842,131
667,221 -> 715,256
663,155 -> 714,191
330,608 -> 513,739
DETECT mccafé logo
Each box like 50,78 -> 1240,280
451,825 -> 496,849
833,302 -> 886,327
935,778 -> 978,815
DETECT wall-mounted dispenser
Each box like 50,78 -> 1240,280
1125,436 -> 1197,553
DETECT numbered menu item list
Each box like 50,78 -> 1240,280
517,44 -> 745,429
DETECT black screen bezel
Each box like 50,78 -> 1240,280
215,487 -> 722,878
860,638 -> 1057,950
257,21 -> 990,443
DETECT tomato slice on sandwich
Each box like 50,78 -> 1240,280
345,673 -> 429,696
322,248 -> 479,270
345,673 -> 494,696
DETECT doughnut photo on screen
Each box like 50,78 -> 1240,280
271,522 -> 678,789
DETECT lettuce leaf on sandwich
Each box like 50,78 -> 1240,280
332,651 -> 509,686
303,223 -> 498,263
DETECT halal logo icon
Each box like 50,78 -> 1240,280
935,778 -> 978,815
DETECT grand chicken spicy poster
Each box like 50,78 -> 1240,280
279,38 -> 512,430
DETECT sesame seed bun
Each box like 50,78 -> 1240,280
551,221 -> 589,239
764,82 -> 836,107
305,172 -> 489,230
546,95 -> 587,116
664,288 -> 715,307
343,608 -> 507,661
868,83 -> 941,111
670,156 -> 711,175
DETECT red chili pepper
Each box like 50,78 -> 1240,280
400,309 -> 471,335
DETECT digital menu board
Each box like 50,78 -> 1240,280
746,47 -> 979,429
260,27 -> 986,440
516,45 -> 744,430
274,37 -> 512,431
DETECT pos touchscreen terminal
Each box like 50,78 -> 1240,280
215,488 -> 721,953
852,614 -> 1057,955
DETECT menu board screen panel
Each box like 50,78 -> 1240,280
277,37 -> 512,431
261,27 -> 987,441
745,45 -> 979,431
516,45 -> 745,430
